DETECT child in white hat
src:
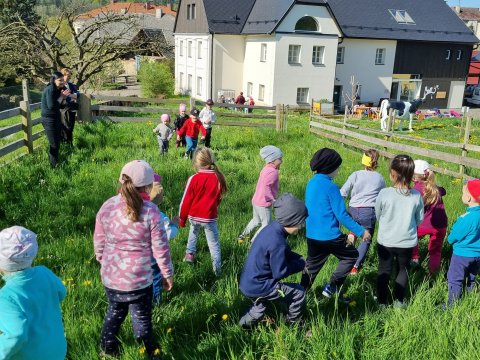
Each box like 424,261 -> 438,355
0,226 -> 67,360
238,145 -> 283,243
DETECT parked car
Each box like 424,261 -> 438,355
466,86 -> 480,106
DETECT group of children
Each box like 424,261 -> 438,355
153,100 -> 217,159
2,140 -> 480,358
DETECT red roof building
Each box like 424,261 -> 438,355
77,2 -> 176,20
468,50 -> 480,85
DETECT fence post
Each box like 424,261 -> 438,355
460,116 -> 472,177
20,100 -> 33,154
22,79 -> 31,103
189,97 -> 195,110
283,105 -> 288,133
276,104 -> 282,132
78,93 -> 92,122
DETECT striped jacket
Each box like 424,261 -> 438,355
179,169 -> 222,227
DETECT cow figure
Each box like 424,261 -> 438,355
379,85 -> 439,132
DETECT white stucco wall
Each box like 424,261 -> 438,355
174,34 -> 211,100
276,4 -> 341,35
335,38 -> 396,107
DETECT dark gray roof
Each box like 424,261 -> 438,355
242,0 -> 294,34
203,0 -> 256,34
327,0 -> 478,44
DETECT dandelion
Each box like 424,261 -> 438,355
349,300 -> 357,307
153,348 -> 161,356
222,314 -> 228,321
139,346 -> 146,354
66,278 -> 74,283
181,306 -> 185,312
83,280 -> 92,286
238,239 -> 244,245
167,327 -> 173,334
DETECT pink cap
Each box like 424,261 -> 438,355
119,160 -> 154,187
161,114 -> 170,122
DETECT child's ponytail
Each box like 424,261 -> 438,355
119,174 -> 143,222
423,170 -> 440,206
193,147 -> 228,197
211,163 -> 227,197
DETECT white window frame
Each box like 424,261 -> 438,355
196,77 -> 202,96
260,43 -> 267,62
375,48 -> 386,65
258,84 -> 265,101
187,74 -> 192,91
288,45 -> 301,64
247,82 -> 253,97
197,41 -> 202,59
446,49 -> 451,60
296,87 -> 309,103
456,49 -> 462,60
188,41 -> 192,58
179,40 -> 184,56
336,47 -> 344,64
179,72 -> 184,88
312,45 -> 325,65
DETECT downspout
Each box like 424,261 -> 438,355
210,32 -> 214,100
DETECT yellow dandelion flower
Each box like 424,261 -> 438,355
66,278 -> 74,282
154,348 -> 161,356
83,280 -> 92,286
238,239 -> 244,245
62,281 -> 66,285
167,327 -> 173,333
222,314 -> 228,321
349,300 -> 357,307
139,346 -> 146,354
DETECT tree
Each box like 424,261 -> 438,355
138,60 -> 174,98
342,75 -> 360,119
0,0 -> 40,26
0,1 -> 173,88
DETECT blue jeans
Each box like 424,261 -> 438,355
186,219 -> 221,274
447,254 -> 480,305
185,136 -> 198,158
151,260 -> 162,304
348,207 -> 376,268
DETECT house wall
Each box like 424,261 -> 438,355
335,38 -> 396,107
212,34 -> 245,102
174,0 -> 209,33
243,36 -> 276,105
174,34 -> 211,100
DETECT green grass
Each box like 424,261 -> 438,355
1,114 -> 480,359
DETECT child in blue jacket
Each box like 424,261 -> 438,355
0,226 -> 67,360
239,193 -> 308,329
446,179 -> 480,306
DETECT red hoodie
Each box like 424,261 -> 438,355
179,169 -> 222,227
177,118 -> 206,138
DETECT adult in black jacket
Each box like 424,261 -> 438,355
41,72 -> 71,167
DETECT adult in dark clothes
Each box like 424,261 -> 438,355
41,72 -> 71,167
60,68 -> 79,145
235,92 -> 246,105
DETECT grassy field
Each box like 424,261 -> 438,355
1,114 -> 480,360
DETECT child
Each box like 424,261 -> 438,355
446,179 -> 480,306
340,149 -> 385,274
238,145 -> 283,243
199,99 -> 216,148
177,108 -> 206,159
153,114 -> 174,155
0,226 -> 67,360
174,104 -> 189,148
300,148 -> 371,301
239,193 -> 308,329
179,148 -> 227,276
94,160 -> 173,358
411,160 -> 448,274
375,155 -> 424,308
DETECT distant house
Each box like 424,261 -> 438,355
452,6 -> 480,46
74,2 -> 176,75
174,0 -> 477,108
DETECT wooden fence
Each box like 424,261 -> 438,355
309,109 -> 480,179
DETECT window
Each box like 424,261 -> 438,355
375,48 -> 386,65
247,82 -> 253,97
197,41 -> 202,59
295,16 -> 318,31
188,41 -> 192,58
179,40 -> 184,56
446,49 -> 451,60
258,84 -> 265,101
260,43 -> 267,62
296,88 -> 309,103
179,72 -> 184,88
191,4 -> 196,19
187,74 -> 192,91
288,45 -> 301,64
312,46 -> 325,65
456,49 -> 463,60
336,47 -> 345,64
196,77 -> 202,95
388,9 -> 415,25
187,5 -> 190,20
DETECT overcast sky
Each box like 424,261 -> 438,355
446,0 -> 480,7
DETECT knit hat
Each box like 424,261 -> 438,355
179,103 -> 187,112
310,148 -> 342,174
206,99 -> 214,106
274,193 -> 308,227
260,145 -> 283,164
191,108 -> 199,116
119,160 -> 154,187
414,160 -> 430,175
0,226 -> 38,272
466,179 -> 480,202
161,114 -> 170,122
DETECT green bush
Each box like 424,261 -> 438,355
138,60 -> 174,98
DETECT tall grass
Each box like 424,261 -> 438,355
1,114 -> 479,360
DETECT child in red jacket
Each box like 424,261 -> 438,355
177,108 -> 206,159
179,147 -> 227,276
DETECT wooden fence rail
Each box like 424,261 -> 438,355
309,113 -> 479,179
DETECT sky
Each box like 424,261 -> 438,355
446,0 -> 480,7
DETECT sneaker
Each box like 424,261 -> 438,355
350,266 -> 359,275
322,284 -> 336,298
393,300 -> 407,309
346,233 -> 356,246
410,259 -> 420,268
184,153 -> 189,160
183,253 -> 195,263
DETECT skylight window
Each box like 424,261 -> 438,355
388,9 -> 416,25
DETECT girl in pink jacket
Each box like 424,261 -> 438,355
238,145 -> 283,243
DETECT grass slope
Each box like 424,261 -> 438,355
1,115 -> 479,360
